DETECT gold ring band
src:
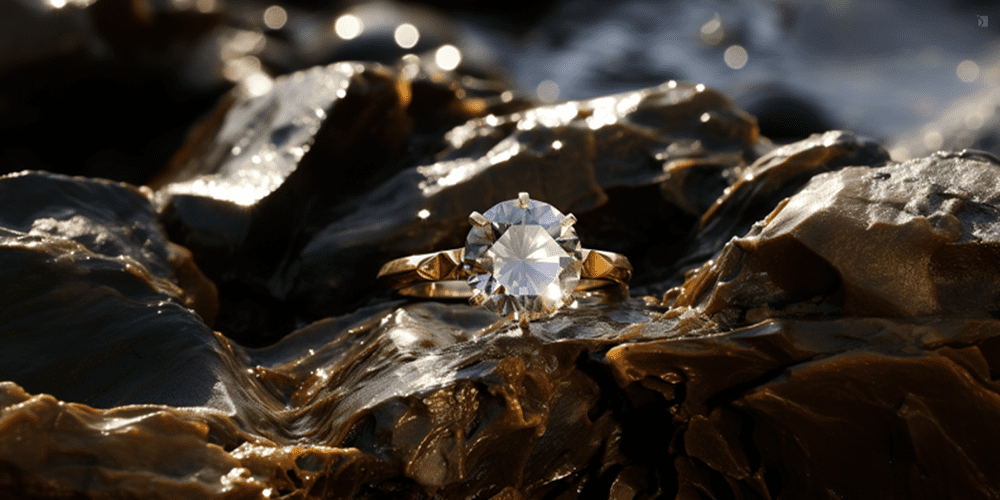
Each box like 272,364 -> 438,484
377,192 -> 632,323
378,247 -> 632,299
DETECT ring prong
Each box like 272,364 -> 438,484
561,213 -> 577,227
469,211 -> 488,227
518,192 -> 530,209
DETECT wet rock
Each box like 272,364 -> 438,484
606,316 -> 1000,500
297,80 -> 767,315
151,61 -> 412,344
255,302 -> 660,498
2,160 -> 1000,499
668,152 -> 1000,326
0,296 -> 675,499
5,3 -> 1000,496
153,61 -> 411,265
3,290 -> 999,498
0,171 -> 234,407
398,54 -> 535,137
151,57 -> 523,344
0,381 -> 266,499
655,130 -> 890,292
0,170 -> 218,324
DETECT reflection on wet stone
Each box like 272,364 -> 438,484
659,130 -> 891,292
669,152 -> 1000,325
298,79 -> 767,317
7,140 -> 1000,498
151,56 -> 525,344
4,4 -> 1000,495
0,171 -> 226,407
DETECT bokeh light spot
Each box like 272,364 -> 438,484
965,111 -> 985,130
335,14 -> 363,40
724,45 -> 748,69
263,6 -> 287,30
536,80 -> 560,103
194,0 -> 216,13
394,24 -> 420,49
435,45 -> 462,70
957,60 -> 979,83
242,73 -> 274,98
700,13 -> 724,45
223,56 -> 262,82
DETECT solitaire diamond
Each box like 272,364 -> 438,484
464,193 -> 582,320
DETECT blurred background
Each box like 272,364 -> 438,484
1,0 -> 997,185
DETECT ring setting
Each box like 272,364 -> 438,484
378,193 -> 632,325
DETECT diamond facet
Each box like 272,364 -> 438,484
464,193 -> 582,319
488,226 -> 570,295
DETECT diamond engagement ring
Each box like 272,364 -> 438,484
378,193 -> 632,325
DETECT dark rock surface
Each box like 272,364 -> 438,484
296,78 -> 767,320
0,171 -> 227,407
2,1 -> 1000,498
3,115 -> 1000,499
669,152 -> 1000,325
151,57 -> 526,345
660,129 -> 891,293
